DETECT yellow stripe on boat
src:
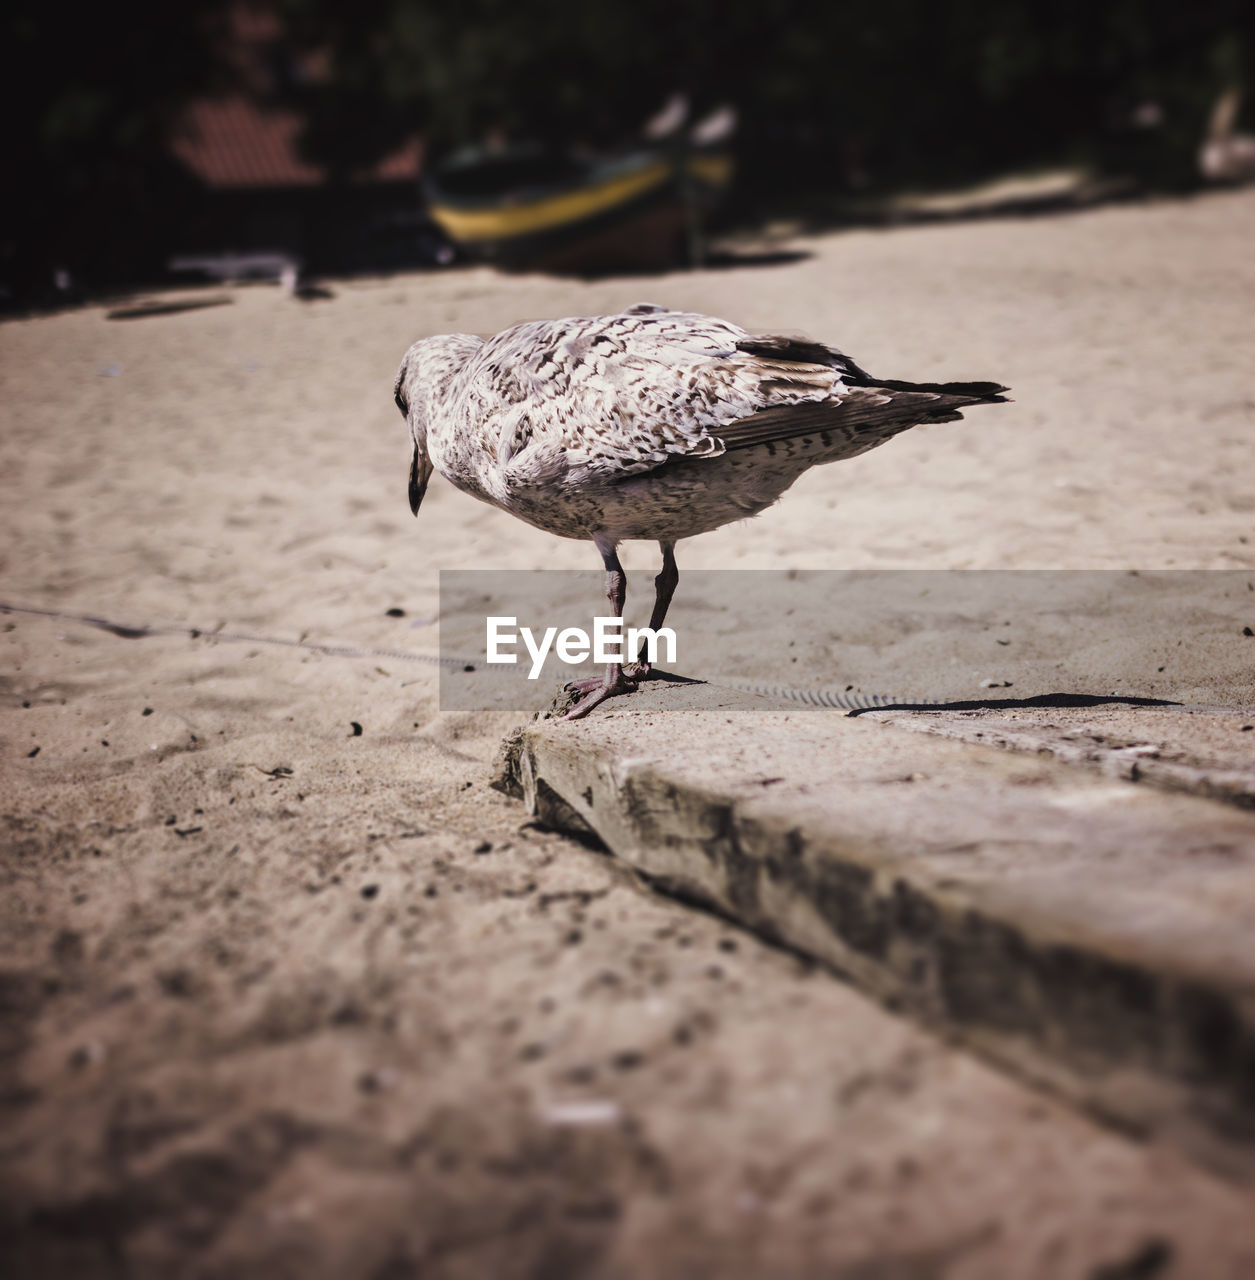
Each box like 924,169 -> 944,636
686,153 -> 734,188
430,161 -> 673,243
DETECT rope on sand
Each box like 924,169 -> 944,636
701,678 -> 938,710
2,600 -> 1186,716
2,600 -> 923,706
0,602 -> 463,668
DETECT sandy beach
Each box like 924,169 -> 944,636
3,188 -> 1255,1276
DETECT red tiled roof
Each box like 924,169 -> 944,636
173,97 -> 324,188
171,97 -> 423,190
170,5 -> 420,191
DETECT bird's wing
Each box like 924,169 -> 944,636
708,336 -> 1007,455
462,312 -> 859,488
711,380 -> 1008,456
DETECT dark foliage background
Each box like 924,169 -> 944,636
277,0 -> 1250,184
0,0 -> 232,299
3,0 -> 1250,298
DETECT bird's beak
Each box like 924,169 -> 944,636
408,444 -> 433,516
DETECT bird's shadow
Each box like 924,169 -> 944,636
846,692 -> 1180,717
637,678 -> 1183,716
638,668 -> 705,686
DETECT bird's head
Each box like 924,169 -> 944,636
393,333 -> 480,517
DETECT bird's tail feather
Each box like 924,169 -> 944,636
734,336 -> 1010,404
872,377 -> 1009,403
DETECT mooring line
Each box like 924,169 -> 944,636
700,677 -> 938,710
4,600 -> 1211,717
3,600 -> 927,708
0,601 -> 467,668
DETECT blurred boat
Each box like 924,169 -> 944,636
425,109 -> 735,273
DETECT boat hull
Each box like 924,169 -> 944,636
426,148 -> 733,273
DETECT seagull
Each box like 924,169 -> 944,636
394,304 -> 1007,718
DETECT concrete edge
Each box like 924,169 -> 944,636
497,722 -> 1255,1184
868,709 -> 1255,810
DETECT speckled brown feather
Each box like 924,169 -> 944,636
393,305 -> 1008,544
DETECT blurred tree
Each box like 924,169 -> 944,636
277,0 -> 1251,196
3,0 -> 1249,298
0,0 -> 233,301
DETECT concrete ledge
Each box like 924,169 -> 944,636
868,702 -> 1255,810
497,683 -> 1255,1180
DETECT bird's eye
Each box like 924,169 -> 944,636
395,392 -> 408,415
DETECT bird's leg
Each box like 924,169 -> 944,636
563,539 -> 637,720
625,540 -> 678,680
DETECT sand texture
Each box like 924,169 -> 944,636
2,189 -> 1255,1276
